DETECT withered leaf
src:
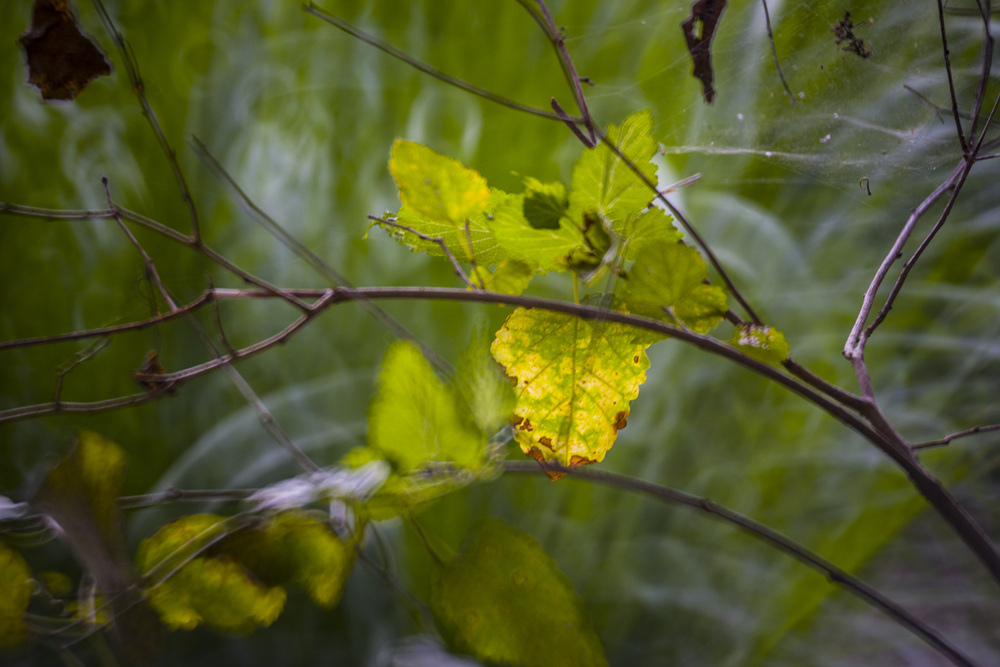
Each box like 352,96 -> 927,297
19,0 -> 112,101
680,0 -> 728,104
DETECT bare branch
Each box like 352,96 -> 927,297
935,0 -> 970,153
761,0 -> 796,105
503,461 -> 978,667
914,423 -> 1000,451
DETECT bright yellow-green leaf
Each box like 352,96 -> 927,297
369,341 -> 488,474
390,139 -> 490,224
0,543 -> 32,648
431,519 -> 606,667
730,324 -> 790,364
568,109 -> 658,229
623,238 -> 728,333
382,140 -> 502,265
455,329 -> 516,436
136,513 -> 231,574
491,307 -> 651,476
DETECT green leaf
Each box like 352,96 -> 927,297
491,307 -> 651,477
486,190 -> 589,274
623,238 -> 728,333
389,204 -> 508,266
472,258 -> 535,296
431,519 -> 606,667
567,109 -> 658,229
521,176 -> 568,230
455,329 -> 516,435
368,340 -> 488,474
621,206 -> 683,260
0,543 -> 32,648
137,514 -> 286,632
730,324 -> 790,365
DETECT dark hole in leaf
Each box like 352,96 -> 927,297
680,0 -> 728,103
19,0 -> 112,101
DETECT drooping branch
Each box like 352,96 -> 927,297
504,461 -> 978,667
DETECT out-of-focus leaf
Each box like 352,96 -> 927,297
623,238 -> 728,333
0,543 -> 32,648
730,324 -> 790,365
137,514 -> 286,632
225,512 -> 356,609
454,329 -> 516,436
431,519 -> 606,667
368,340 -> 487,474
491,307 -> 651,477
31,429 -> 161,663
18,0 -> 111,101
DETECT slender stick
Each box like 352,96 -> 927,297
92,0 -> 202,241
914,423 -> 1000,450
760,0 -> 796,104
503,461 -> 978,667
935,0 -> 970,153
303,4 -> 571,125
594,127 -> 763,324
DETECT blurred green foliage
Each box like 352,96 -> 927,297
2,0 -> 999,664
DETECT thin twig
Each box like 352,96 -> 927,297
965,0 -> 994,142
761,0 -> 796,104
935,0 -> 970,153
188,136 -> 451,373
595,127 -> 763,324
503,461 -> 977,667
103,177 -> 178,311
369,216 -> 476,289
531,0 -> 597,145
303,4 -> 572,125
92,0 -> 201,241
915,423 -> 1000,451
844,160 -> 966,358
53,338 -> 110,407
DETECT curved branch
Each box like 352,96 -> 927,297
503,461 -> 977,667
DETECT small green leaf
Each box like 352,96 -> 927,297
491,307 -> 651,477
730,324 -> 790,364
623,238 -> 728,333
486,190 -> 589,274
431,519 -> 606,667
0,543 -> 32,648
522,176 -> 568,230
621,206 -> 682,260
568,109 -> 658,228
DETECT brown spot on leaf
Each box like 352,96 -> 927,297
633,355 -> 640,363
537,436 -> 553,450
568,455 -> 596,468
526,448 -> 566,480
19,0 -> 112,101
681,0 -> 728,104
613,411 -> 628,431
517,417 -> 534,432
